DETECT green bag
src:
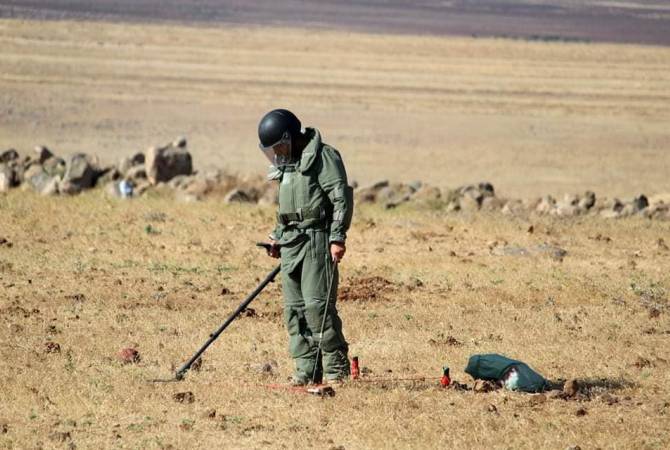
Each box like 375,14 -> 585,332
465,353 -> 548,393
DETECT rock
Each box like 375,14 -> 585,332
173,136 -> 187,148
40,176 -> 60,196
34,145 -> 53,164
492,245 -> 529,257
0,164 -> 11,192
459,194 -> 480,212
145,142 -> 193,184
25,166 -> 60,195
480,196 -> 503,211
411,185 -> 442,205
118,152 -> 145,176
575,407 -> 587,417
184,178 -> 213,199
378,183 -> 413,208
0,421 -> 8,433
60,153 -> 97,195
633,195 -> 649,212
258,184 -> 279,206
117,347 -> 140,364
42,156 -> 66,178
224,188 -> 254,204
408,180 -> 423,192
563,379 -> 579,397
0,149 -> 19,163
125,165 -> 147,183
501,199 -> 525,216
167,174 -> 193,190
249,360 -> 278,375
532,244 -> 567,262
578,191 -> 596,210
536,195 -> 556,214
355,180 -> 389,203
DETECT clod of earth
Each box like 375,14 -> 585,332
173,392 -> 195,404
633,356 -> 653,369
338,276 -> 396,302
563,379 -> 580,397
575,407 -> 588,416
44,342 -> 61,354
117,348 -> 140,364
473,380 -> 498,393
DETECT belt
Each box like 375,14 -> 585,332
278,207 -> 326,226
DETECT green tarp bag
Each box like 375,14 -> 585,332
465,353 -> 549,393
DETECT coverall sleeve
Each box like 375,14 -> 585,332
318,147 -> 351,243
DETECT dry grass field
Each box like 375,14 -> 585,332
2,14 -> 670,450
1,19 -> 669,197
1,191 -> 669,449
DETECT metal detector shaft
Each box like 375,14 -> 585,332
175,264 -> 281,380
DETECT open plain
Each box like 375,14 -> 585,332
1,7 -> 670,450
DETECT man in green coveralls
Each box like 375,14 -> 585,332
258,109 -> 352,385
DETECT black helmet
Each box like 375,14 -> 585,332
258,109 -> 301,147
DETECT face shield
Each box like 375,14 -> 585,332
259,131 -> 293,168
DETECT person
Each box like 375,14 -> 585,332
257,108 -> 353,385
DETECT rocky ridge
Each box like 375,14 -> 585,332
1,139 -> 668,220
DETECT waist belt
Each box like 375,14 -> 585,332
278,207 -> 326,226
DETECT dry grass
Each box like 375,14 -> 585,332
1,19 -> 670,197
1,190 -> 669,449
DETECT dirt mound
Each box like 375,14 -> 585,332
338,276 -> 396,302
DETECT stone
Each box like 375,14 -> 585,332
42,156 -> 66,178
459,194 -> 480,212
578,191 -> 596,210
501,199 -> 525,216
40,176 -> 60,196
633,195 -> 649,212
0,149 -> 19,163
118,152 -> 145,176
411,185 -> 442,204
258,184 -> 279,206
125,165 -> 147,183
34,145 -> 53,164
536,195 -> 556,214
173,136 -> 187,148
224,188 -> 254,204
60,153 -> 97,195
117,347 -> 140,364
145,143 -> 193,184
25,166 -> 60,195
480,196 -> 503,211
355,180 -> 389,203
0,164 -> 11,192
533,244 -> 567,262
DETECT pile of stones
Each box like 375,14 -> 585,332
2,139 -> 668,220
355,180 -> 669,220
0,137 -> 276,204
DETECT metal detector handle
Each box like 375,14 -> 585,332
175,264 -> 281,380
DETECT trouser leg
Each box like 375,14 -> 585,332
301,242 -> 350,381
282,259 -> 319,383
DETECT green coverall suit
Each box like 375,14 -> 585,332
269,128 -> 352,383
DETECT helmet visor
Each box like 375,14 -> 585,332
259,132 -> 292,167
